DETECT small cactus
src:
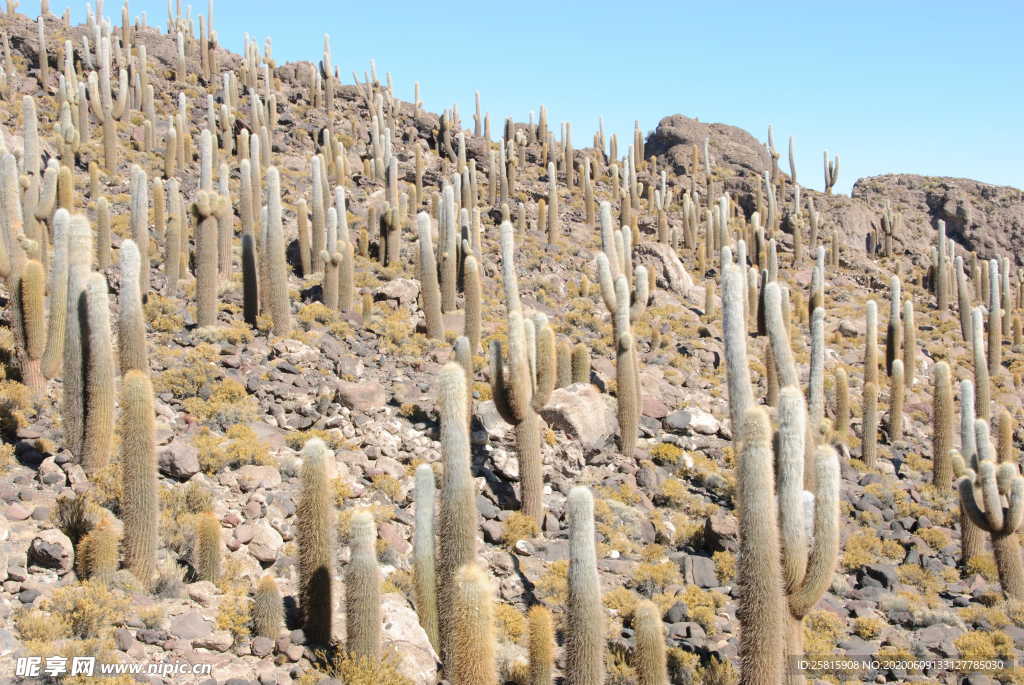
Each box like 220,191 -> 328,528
571,343 -> 590,385
194,512 -> 221,583
252,574 -> 283,639
346,510 -> 381,658
633,600 -> 668,685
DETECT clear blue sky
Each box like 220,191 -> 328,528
30,0 -> 1024,195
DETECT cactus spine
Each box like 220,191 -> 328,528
194,512 -> 221,583
120,370 -> 158,587
932,361 -> 954,488
736,407 -> 785,685
437,363 -> 479,671
527,605 -> 554,685
82,273 -> 114,473
450,563 -> 497,685
118,240 -> 147,372
413,463 -> 439,650
565,486 -> 604,685
633,600 -> 668,685
16,259 -> 45,395
346,510 -> 381,658
41,209 -> 69,379
296,439 -> 335,645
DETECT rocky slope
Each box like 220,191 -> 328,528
0,5 -> 1019,685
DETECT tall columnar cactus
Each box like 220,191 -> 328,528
413,463 -> 439,650
266,167 -> 292,335
932,361 -> 954,488
252,575 -> 283,639
118,239 -> 147,372
997,409 -> 1014,465
808,306 -> 826,444
416,212 -> 443,339
16,259 -> 46,396
736,406 -> 785,685
492,223 -> 554,523
956,255 -> 971,341
63,215 -> 92,460
437,362 -> 479,671
82,272 -> 115,473
633,600 -> 668,685
935,220 -> 949,311
129,165 -> 150,295
864,300 -> 879,388
527,605 -> 554,685
834,367 -> 850,439
862,382 -> 878,467
902,300 -> 915,389
988,258 -> 1002,375
546,161 -> 559,244
296,439 -> 335,645
957,420 -> 1024,599
346,510 -> 381,658
972,307 -> 990,423
241,233 -> 258,326
723,259 -> 754,433
41,209 -> 69,379
889,359 -> 904,442
885,276 -> 902,376
565,486 -> 604,685
194,191 -> 222,327
120,369 -> 158,588
194,512 -> 221,583
450,563 -> 497,685
464,254 -> 481,354
958,379 -> 984,564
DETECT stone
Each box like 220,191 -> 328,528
686,555 -> 719,588
336,381 -> 387,412
701,514 -> 738,553
170,610 -> 214,640
381,594 -> 438,685
235,465 -> 282,492
251,636 -> 275,657
159,438 -> 201,480
635,241 -> 695,295
246,521 -> 284,563
193,629 -> 233,651
540,384 -> 613,450
28,530 -> 73,571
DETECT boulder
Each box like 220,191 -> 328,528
28,530 -> 73,571
540,384 -> 613,450
336,381 -> 387,412
381,594 -> 438,685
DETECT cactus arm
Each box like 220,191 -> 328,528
789,445 -> 840,619
777,386 -> 808,594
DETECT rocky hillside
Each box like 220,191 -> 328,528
0,3 -> 1019,685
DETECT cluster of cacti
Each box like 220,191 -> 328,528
0,2 -> 1022,682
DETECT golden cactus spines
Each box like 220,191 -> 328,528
119,369 -> 159,588
346,509 -> 381,658
194,512 -> 221,583
862,381 -> 878,468
450,563 -> 497,685
633,600 -> 668,685
527,605 -> 554,685
252,574 -> 283,639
